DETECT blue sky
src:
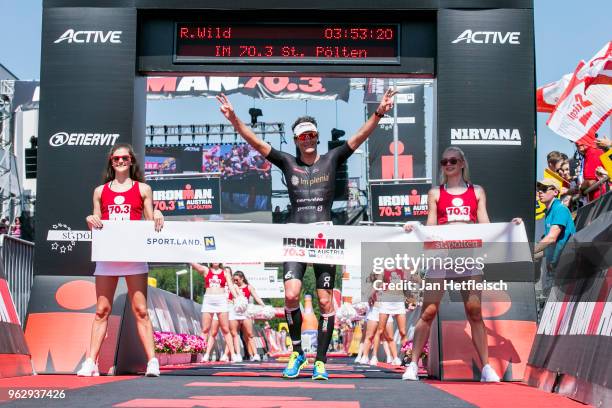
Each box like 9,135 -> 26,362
1,0 -> 611,182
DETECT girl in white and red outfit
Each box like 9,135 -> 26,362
402,146 -> 521,382
78,143 -> 164,377
371,269 -> 407,366
191,262 -> 240,362
228,270 -> 266,361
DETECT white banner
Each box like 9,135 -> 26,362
92,221 -> 530,265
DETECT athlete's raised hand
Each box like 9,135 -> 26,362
216,93 -> 236,122
376,88 -> 399,115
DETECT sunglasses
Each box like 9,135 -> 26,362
111,155 -> 131,164
536,185 -> 555,193
440,157 -> 461,166
296,132 -> 318,141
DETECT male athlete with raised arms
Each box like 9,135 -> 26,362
216,88 -> 397,380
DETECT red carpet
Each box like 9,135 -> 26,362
211,371 -> 366,378
186,380 -> 355,389
426,381 -> 589,408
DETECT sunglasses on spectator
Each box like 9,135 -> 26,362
295,132 -> 318,141
536,186 -> 555,193
440,158 -> 461,166
111,155 -> 131,164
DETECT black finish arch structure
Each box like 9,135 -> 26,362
29,0 -> 536,376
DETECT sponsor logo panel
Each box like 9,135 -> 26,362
450,128 -> 522,146
54,29 -> 122,44
451,30 -> 520,45
49,132 -> 119,147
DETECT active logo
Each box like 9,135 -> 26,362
450,128 -> 522,146
54,29 -> 122,44
49,132 -> 119,147
451,30 -> 520,45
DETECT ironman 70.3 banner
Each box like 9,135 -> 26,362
370,183 -> 431,223
148,177 -> 221,216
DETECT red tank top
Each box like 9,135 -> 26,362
229,285 -> 251,301
436,184 -> 478,224
100,181 -> 143,221
205,268 -> 227,289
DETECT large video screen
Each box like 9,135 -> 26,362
146,144 -> 272,214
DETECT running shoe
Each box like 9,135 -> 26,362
386,356 -> 393,364
199,353 -> 210,363
480,364 -> 500,382
219,354 -> 229,362
145,357 -> 160,377
282,351 -> 307,379
250,354 -> 261,362
391,357 -> 402,366
312,361 -> 329,381
354,354 -> 362,364
402,362 -> 419,381
231,354 -> 243,363
369,356 -> 379,366
76,358 -> 99,377
359,356 -> 369,365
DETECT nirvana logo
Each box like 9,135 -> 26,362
282,233 -> 345,260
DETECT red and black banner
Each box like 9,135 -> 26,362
147,76 -> 350,102
370,182 -> 430,223
429,281 -> 538,381
366,84 -> 426,180
149,177 -> 221,216
24,275 -> 128,374
525,209 -> 611,406
0,258 -> 32,378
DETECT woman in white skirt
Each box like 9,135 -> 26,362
356,304 -> 401,366
228,270 -> 266,361
402,147 -> 521,382
372,268 -> 408,366
77,143 -> 164,377
191,263 -> 240,362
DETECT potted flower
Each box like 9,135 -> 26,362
401,340 -> 430,369
154,331 -> 206,366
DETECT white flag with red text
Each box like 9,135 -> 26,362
536,74 -> 572,113
547,42 -> 612,144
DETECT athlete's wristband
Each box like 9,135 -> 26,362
374,111 -> 385,118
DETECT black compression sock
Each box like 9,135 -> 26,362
285,306 -> 303,354
315,312 -> 335,363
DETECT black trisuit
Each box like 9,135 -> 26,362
266,142 -> 353,289
266,141 -> 353,362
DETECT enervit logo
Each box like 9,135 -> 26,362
452,30 -> 520,45
451,128 -> 522,146
54,29 -> 122,44
49,132 -> 119,147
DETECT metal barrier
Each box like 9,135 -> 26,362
1,235 -> 34,327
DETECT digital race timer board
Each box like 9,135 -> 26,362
174,23 -> 400,64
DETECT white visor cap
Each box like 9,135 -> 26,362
293,122 -> 318,137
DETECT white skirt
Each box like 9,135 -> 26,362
94,261 -> 148,276
201,293 -> 229,313
378,301 -> 406,316
366,306 -> 380,322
